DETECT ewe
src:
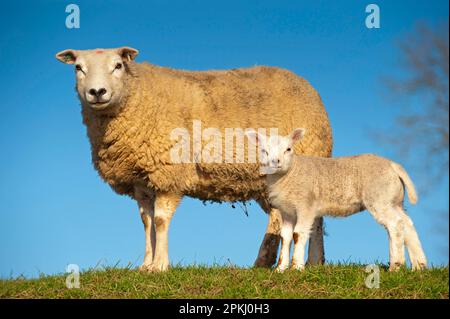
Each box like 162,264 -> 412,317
55,47 -> 333,271
246,129 -> 427,272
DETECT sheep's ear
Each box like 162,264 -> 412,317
118,46 -> 139,62
245,130 -> 265,147
290,128 -> 306,143
55,49 -> 77,64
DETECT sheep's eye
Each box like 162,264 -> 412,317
286,148 -> 292,152
115,63 -> 123,70
75,64 -> 82,71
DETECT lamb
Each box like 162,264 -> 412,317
55,46 -> 333,272
246,128 -> 427,272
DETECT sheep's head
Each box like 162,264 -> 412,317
246,128 -> 305,175
55,47 -> 139,111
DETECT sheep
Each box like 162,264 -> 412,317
55,46 -> 333,272
246,128 -> 427,272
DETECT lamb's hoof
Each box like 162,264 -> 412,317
291,264 -> 305,271
389,262 -> 404,272
139,262 -> 169,273
275,266 -> 288,273
412,262 -> 427,271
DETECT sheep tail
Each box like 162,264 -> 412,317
391,162 -> 418,205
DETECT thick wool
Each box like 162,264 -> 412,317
82,62 -> 333,202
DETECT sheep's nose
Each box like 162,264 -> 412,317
88,88 -> 107,98
271,159 -> 280,165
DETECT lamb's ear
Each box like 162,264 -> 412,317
290,128 -> 306,144
118,46 -> 139,62
55,49 -> 77,64
245,130 -> 265,147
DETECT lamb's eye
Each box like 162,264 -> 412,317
115,63 -> 123,70
75,64 -> 82,71
286,148 -> 292,152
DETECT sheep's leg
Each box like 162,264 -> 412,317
254,199 -> 282,268
368,206 -> 406,271
275,214 -> 295,272
306,217 -> 325,265
254,201 -> 325,268
292,215 -> 316,271
397,208 -> 427,270
146,193 -> 181,272
137,198 -> 156,270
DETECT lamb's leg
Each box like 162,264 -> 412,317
146,193 -> 181,272
254,202 -> 325,268
254,199 -> 282,268
137,197 -> 156,270
397,208 -> 427,270
275,214 -> 295,272
369,206 -> 406,271
386,214 -> 406,271
292,215 -> 316,271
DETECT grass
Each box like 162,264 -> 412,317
0,264 -> 448,299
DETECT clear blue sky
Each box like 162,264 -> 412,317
0,0 -> 448,278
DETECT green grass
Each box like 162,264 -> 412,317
0,264 -> 448,299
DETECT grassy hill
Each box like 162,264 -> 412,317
1,264 -> 448,299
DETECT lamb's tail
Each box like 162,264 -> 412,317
391,162 -> 418,205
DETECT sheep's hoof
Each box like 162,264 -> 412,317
138,263 -> 153,272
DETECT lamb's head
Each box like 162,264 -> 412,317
246,128 -> 305,175
55,47 -> 139,111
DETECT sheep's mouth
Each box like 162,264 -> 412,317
260,166 -> 281,175
89,101 -> 111,110
264,164 -> 282,169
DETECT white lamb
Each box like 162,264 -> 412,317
246,129 -> 427,272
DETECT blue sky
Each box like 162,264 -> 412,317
0,0 -> 448,278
